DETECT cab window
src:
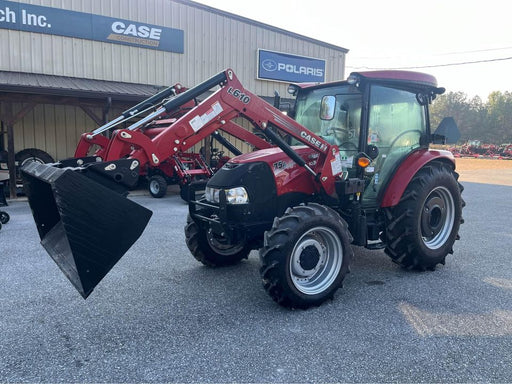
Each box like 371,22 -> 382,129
363,85 -> 427,204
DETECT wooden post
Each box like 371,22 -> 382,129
0,102 -> 37,198
6,121 -> 15,198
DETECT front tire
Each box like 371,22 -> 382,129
148,175 -> 167,198
384,161 -> 464,270
185,215 -> 251,267
260,203 -> 353,309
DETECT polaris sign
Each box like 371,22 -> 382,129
0,0 -> 184,53
257,49 -> 326,83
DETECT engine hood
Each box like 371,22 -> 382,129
229,145 -> 316,164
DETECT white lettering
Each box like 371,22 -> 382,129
138,25 -> 150,38
124,23 -> 138,36
20,9 -> 50,27
276,63 -> 324,78
300,131 -> 328,152
111,21 -> 162,41
0,7 -> 16,23
149,28 -> 162,40
112,21 -> 125,33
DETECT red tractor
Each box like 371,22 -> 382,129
21,69 -> 464,308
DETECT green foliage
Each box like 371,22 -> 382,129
430,91 -> 512,144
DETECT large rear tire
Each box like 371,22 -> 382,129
259,203 -> 353,309
384,161 -> 464,270
185,215 -> 251,267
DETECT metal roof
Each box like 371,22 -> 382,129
0,71 -> 163,101
173,0 -> 349,53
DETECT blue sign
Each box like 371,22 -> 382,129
258,49 -> 326,83
0,0 -> 184,53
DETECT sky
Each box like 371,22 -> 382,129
195,0 -> 512,100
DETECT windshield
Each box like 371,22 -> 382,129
294,85 -> 363,151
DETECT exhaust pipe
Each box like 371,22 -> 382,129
21,161 -> 152,298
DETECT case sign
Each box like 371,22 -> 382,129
0,0 -> 184,53
258,49 -> 326,83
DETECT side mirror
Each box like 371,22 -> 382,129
320,96 -> 336,120
366,145 -> 379,160
432,117 -> 460,144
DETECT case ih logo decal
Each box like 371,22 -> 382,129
258,49 -> 326,83
108,21 -> 163,48
0,0 -> 184,53
301,131 -> 328,152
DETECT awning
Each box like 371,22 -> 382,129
0,71 -> 163,102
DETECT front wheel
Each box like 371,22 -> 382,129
384,161 -> 464,270
148,175 -> 167,198
185,215 -> 251,267
259,203 -> 353,309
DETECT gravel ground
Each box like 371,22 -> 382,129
0,178 -> 511,383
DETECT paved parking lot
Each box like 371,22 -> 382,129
1,181 -> 511,382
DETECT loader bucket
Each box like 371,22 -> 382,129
21,162 -> 152,299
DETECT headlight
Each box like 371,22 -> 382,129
205,186 -> 249,204
205,186 -> 220,203
225,187 -> 249,204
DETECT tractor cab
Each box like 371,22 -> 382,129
290,71 -> 450,207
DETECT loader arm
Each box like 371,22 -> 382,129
106,69 -> 343,195
73,83 -> 190,158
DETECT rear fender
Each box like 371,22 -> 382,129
380,149 -> 455,208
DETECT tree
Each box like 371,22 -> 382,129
430,92 -> 485,143
430,91 -> 511,144
486,91 -> 512,143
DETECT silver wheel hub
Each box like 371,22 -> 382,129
421,186 -> 455,249
207,229 -> 244,256
150,180 -> 160,194
289,226 -> 343,295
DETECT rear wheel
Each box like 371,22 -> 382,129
0,211 -> 9,224
185,215 -> 251,267
15,148 -> 54,167
148,175 -> 167,198
260,203 -> 353,309
384,161 -> 464,270
15,148 -> 54,182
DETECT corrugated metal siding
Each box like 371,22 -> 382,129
2,0 -> 346,96
4,102 -> 125,159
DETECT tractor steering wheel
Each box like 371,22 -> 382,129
338,141 -> 359,151
388,130 -> 423,151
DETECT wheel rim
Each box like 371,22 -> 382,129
20,157 -> 46,167
207,229 -> 245,256
421,186 -> 455,249
149,180 -> 160,194
289,226 -> 343,295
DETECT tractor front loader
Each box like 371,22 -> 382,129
21,68 -> 271,298
22,69 -> 464,308
71,77 -> 270,198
